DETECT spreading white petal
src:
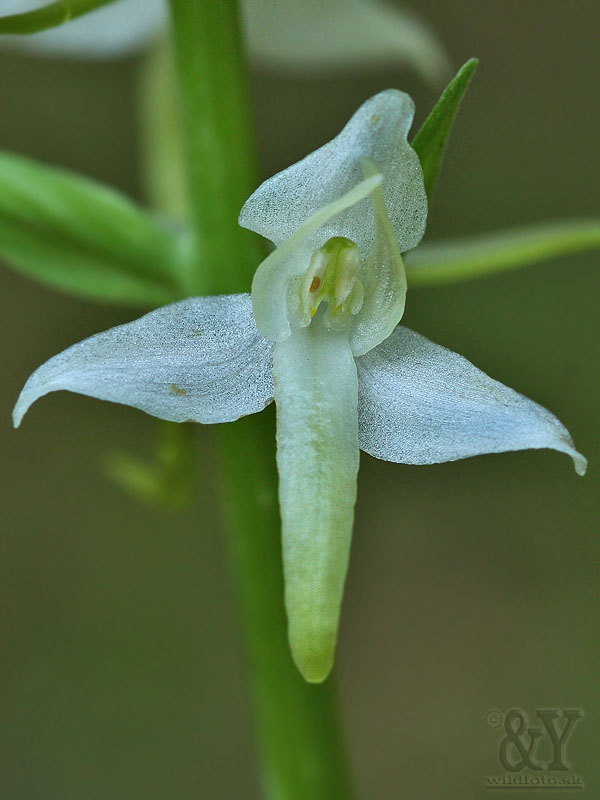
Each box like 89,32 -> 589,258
2,0 -> 166,58
251,172 -> 382,343
273,320 -> 359,682
13,294 -> 274,427
244,0 -> 450,86
239,90 -> 427,256
357,326 -> 587,474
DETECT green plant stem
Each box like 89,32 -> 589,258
167,1 -> 354,798
168,0 -> 264,295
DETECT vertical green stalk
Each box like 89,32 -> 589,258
168,0 -> 263,295
167,1 -> 354,798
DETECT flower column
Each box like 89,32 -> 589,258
167,1 -> 355,798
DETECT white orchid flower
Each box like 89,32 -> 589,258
13,91 -> 586,682
1,0 -> 449,84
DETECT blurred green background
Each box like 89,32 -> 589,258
1,1 -> 598,798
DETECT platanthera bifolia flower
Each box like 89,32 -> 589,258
13,91 -> 586,682
2,0 -> 449,85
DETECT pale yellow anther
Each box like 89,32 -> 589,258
333,243 -> 361,307
299,236 -> 363,326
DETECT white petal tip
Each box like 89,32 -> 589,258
12,395 -> 30,429
13,381 -> 50,429
572,451 -> 588,477
556,431 -> 587,476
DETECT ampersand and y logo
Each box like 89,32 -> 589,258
498,709 -> 583,772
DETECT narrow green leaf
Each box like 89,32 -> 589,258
0,150 -> 187,306
0,0 -> 115,35
404,220 -> 600,287
411,57 -> 478,203
0,217 -> 178,306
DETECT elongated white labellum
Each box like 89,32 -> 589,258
273,321 -> 359,682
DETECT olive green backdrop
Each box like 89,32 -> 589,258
1,1 -> 598,798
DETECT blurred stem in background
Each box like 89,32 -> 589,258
166,1 -> 354,798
